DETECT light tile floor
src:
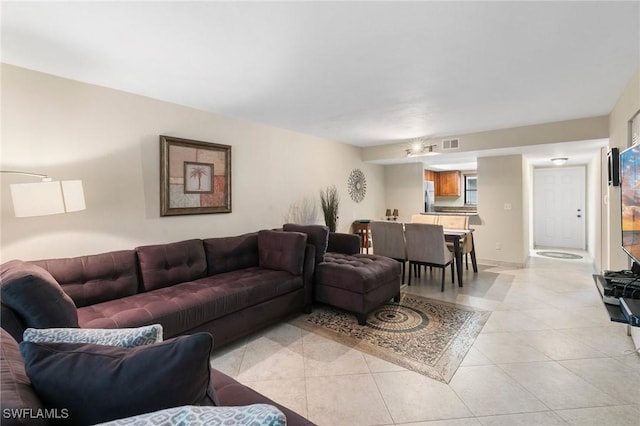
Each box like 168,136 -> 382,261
210,251 -> 640,425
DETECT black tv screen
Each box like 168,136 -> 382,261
620,143 -> 640,265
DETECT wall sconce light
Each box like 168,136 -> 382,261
550,157 -> 568,166
406,143 -> 439,157
1,171 -> 86,217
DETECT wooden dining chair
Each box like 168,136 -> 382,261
410,214 -> 439,224
351,221 -> 371,253
370,221 -> 407,283
438,215 -> 468,229
439,215 -> 473,270
404,223 -> 455,291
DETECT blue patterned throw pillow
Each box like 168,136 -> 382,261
95,404 -> 287,426
23,324 -> 163,348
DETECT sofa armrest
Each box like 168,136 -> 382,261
327,233 -> 361,255
1,304 -> 27,343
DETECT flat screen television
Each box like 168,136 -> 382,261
620,143 -> 640,268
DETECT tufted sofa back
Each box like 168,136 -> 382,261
31,251 -> 139,308
282,224 -> 329,264
135,239 -> 208,292
204,233 -> 259,276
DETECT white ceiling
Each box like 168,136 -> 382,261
2,1 -> 639,166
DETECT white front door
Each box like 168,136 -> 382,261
534,167 -> 586,249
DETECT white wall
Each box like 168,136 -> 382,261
522,157 -> 531,257
587,151 -> 602,268
607,68 -> 640,270
0,65 -> 385,261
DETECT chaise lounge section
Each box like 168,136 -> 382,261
283,224 -> 402,325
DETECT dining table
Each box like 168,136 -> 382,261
443,228 -> 478,287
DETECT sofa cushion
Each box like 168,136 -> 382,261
96,404 -> 286,426
136,239 -> 207,291
20,333 -> 218,425
76,269 -> 303,337
0,260 -> 78,329
204,233 -> 259,276
23,324 -> 163,348
31,250 -> 139,308
0,329 -> 46,426
258,230 -> 307,276
317,253 -> 401,293
283,224 -> 329,264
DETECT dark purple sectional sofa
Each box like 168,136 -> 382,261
0,229 -> 317,426
1,230 -> 314,347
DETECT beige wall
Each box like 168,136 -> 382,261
0,65 -> 385,261
607,68 -> 640,270
475,155 -> 527,266
364,116 -> 609,163
382,163 -> 424,224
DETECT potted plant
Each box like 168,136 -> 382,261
320,185 -> 340,232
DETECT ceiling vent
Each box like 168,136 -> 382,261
442,138 -> 460,150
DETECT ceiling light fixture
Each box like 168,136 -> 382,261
406,143 -> 439,157
550,157 -> 568,166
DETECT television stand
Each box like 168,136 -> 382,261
593,274 -> 640,352
593,273 -> 640,323
593,274 -> 630,322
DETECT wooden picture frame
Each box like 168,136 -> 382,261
160,135 -> 231,216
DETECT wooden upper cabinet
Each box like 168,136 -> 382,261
424,170 -> 461,196
436,171 -> 461,196
424,170 -> 437,182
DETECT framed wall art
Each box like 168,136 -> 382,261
160,135 -> 231,216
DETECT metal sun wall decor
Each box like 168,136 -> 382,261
347,169 -> 367,203
160,135 -> 231,216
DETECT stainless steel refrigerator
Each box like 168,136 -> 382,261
424,180 -> 435,212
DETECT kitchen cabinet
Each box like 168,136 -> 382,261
424,170 -> 437,182
424,170 -> 461,196
437,171 -> 461,196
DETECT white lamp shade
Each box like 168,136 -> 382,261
61,180 -> 86,212
10,180 -> 85,217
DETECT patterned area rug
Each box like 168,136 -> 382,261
536,251 -> 583,259
290,293 -> 490,383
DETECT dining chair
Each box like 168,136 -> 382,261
439,215 -> 473,270
404,223 -> 455,291
370,221 -> 407,283
410,214 -> 440,277
352,221 -> 371,253
438,215 -> 468,229
410,214 -> 439,224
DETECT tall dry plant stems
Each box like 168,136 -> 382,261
319,185 -> 339,232
283,196 -> 318,225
